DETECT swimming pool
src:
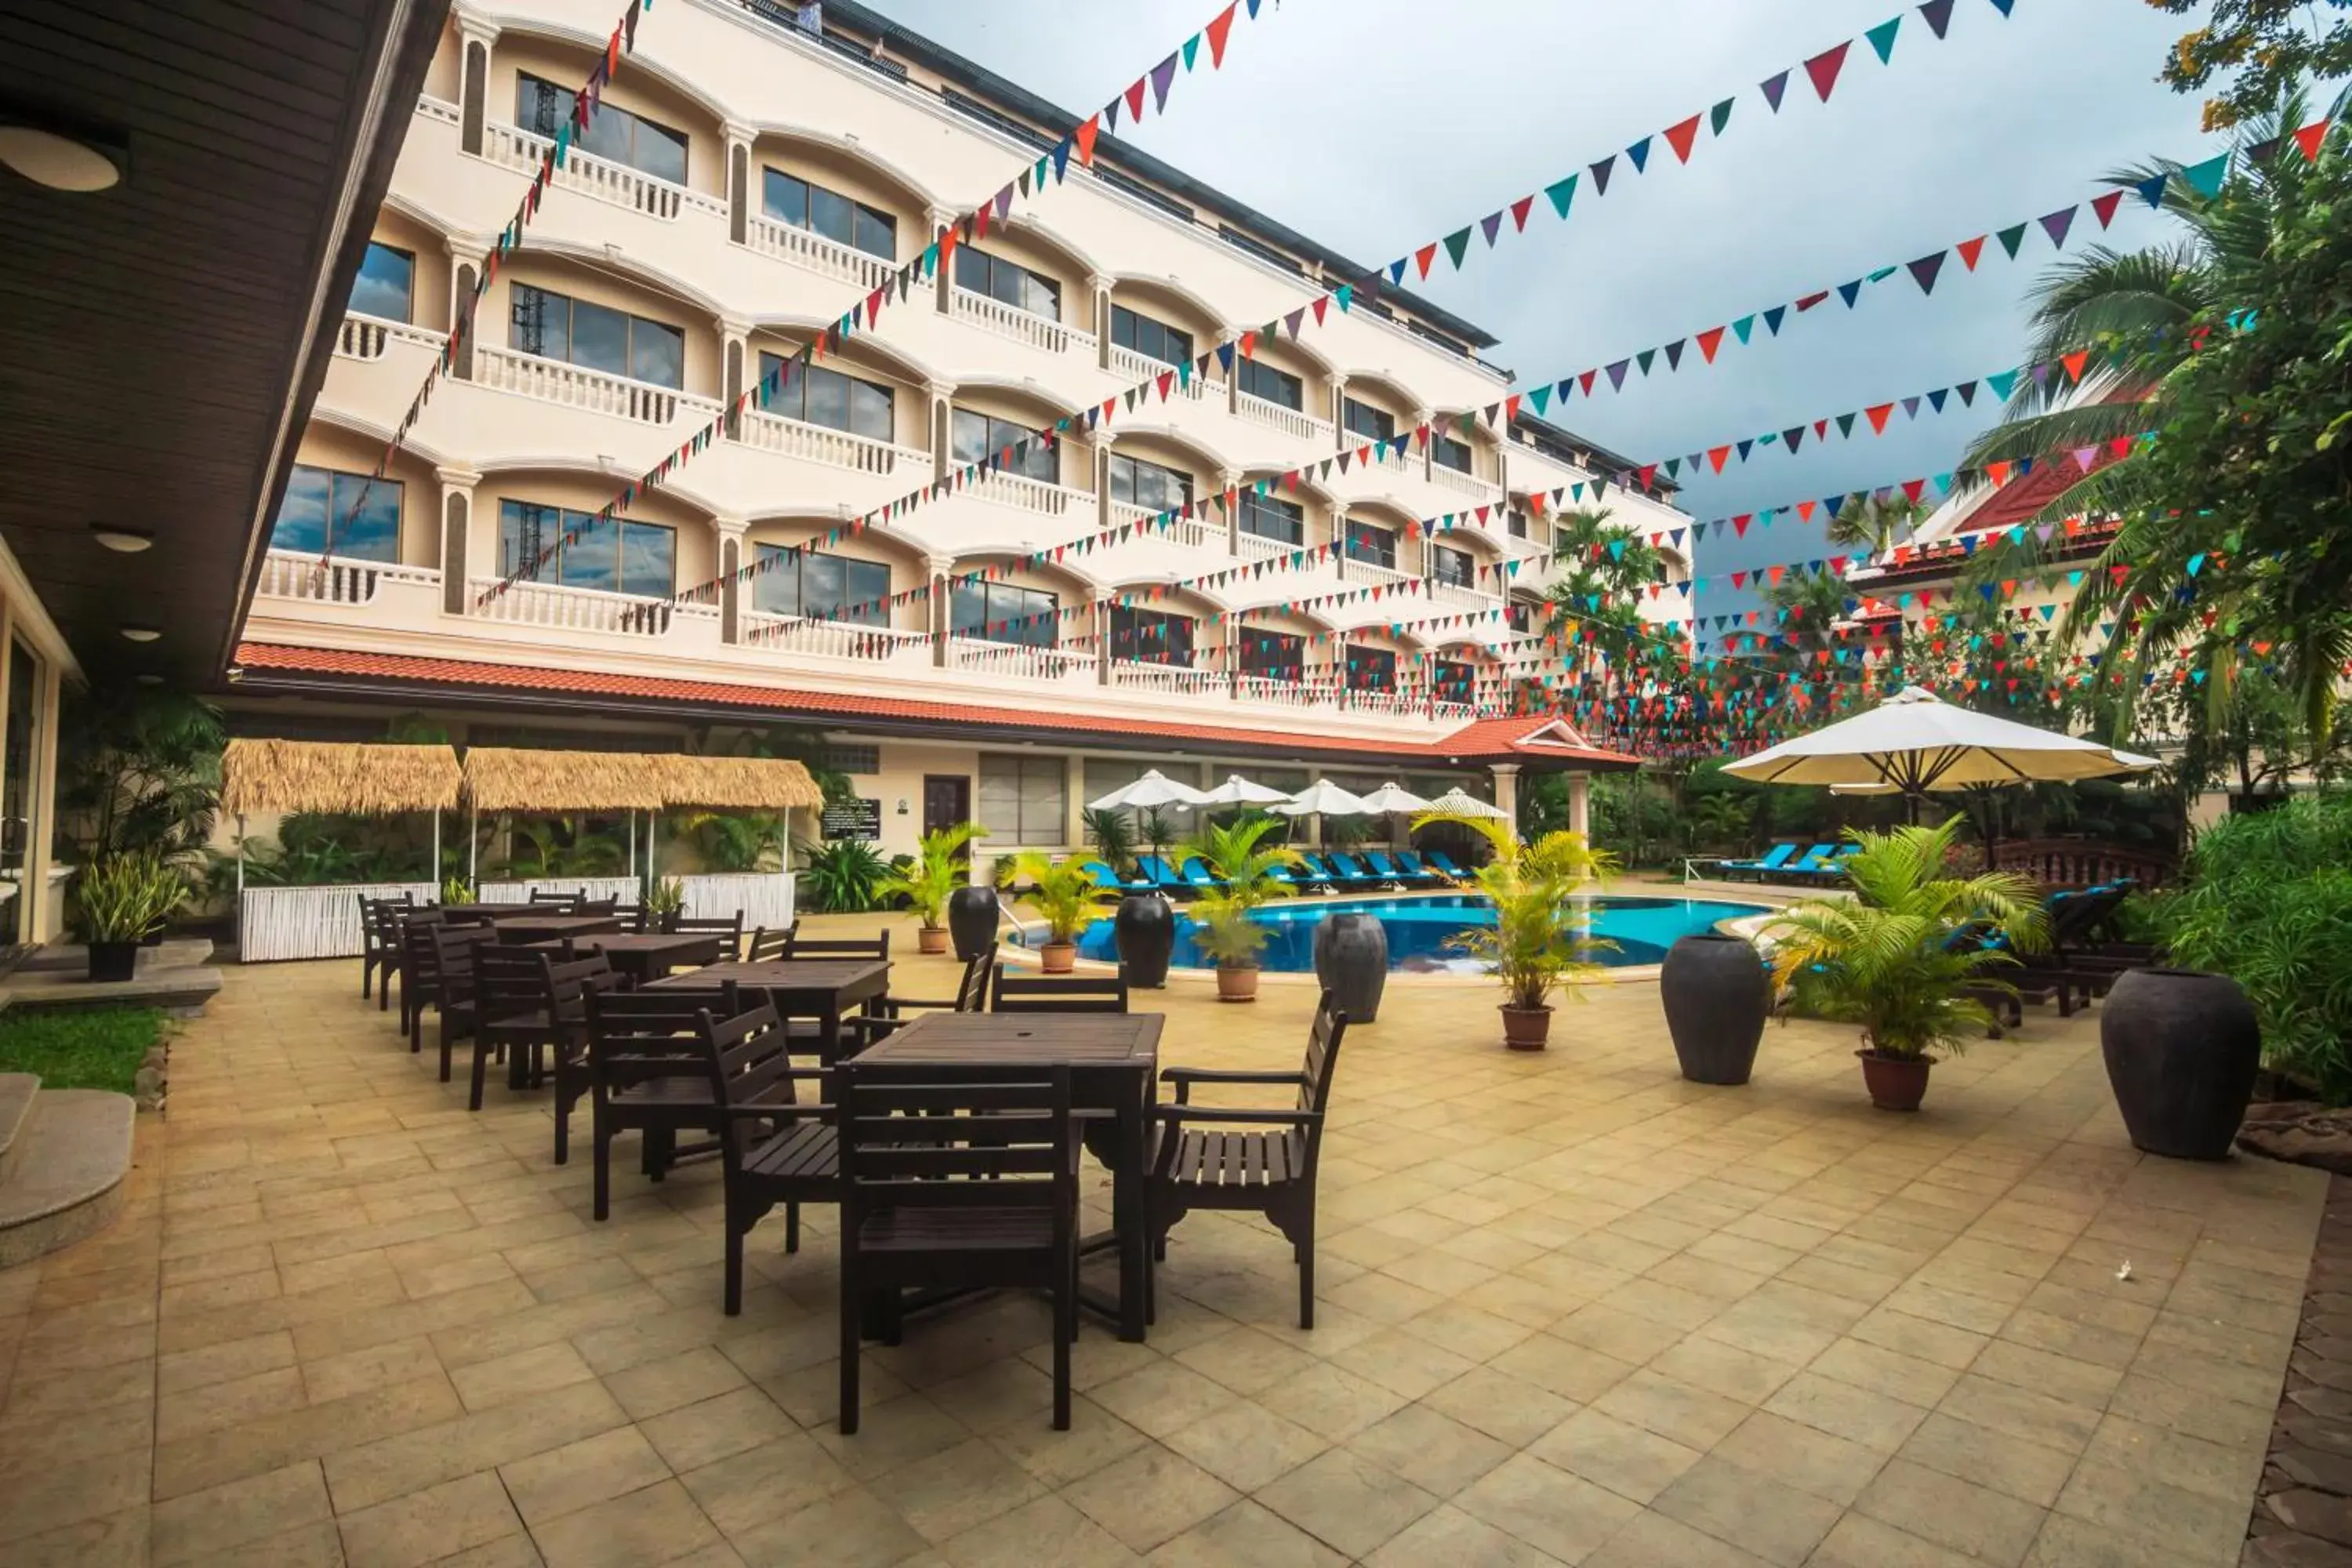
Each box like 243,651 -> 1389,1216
1045,894 -> 1769,974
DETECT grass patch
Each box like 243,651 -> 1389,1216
0,1007 -> 166,1094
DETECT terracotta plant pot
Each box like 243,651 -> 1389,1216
1216,964 -> 1259,1003
1857,1049 -> 1932,1112
1500,1004 -> 1552,1051
1039,941 -> 1076,975
2101,967 -> 2261,1160
916,926 -> 949,956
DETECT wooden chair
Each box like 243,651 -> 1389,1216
359,893 -> 412,1003
1148,991 -> 1348,1329
992,968 -> 1128,1014
574,897 -> 619,918
837,1060 -> 1079,1432
431,924 -> 501,1082
395,910 -> 452,1045
580,982 -> 740,1220
745,924 -> 796,962
697,1002 -> 839,1316
528,889 -> 579,909
668,912 -> 746,962
786,930 -> 891,962
470,951 -> 620,1164
850,953 -> 995,1048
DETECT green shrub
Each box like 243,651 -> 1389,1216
796,838 -> 890,913
2162,795 -> 2352,1099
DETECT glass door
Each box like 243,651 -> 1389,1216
1,638 -> 41,943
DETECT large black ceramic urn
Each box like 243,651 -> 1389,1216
1114,893 -> 1176,988
1313,912 -> 1388,1024
1660,932 -> 1769,1085
2101,967 -> 2261,1160
946,885 -> 1000,963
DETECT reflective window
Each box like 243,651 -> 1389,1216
1432,543 -> 1475,587
951,581 -> 1058,648
978,753 -> 1065,844
269,463 -> 401,562
1345,519 -> 1397,571
1432,434 -> 1474,474
1342,397 -> 1396,442
517,73 -> 687,183
951,408 -> 1055,483
760,168 -> 896,260
1238,627 -> 1303,680
1237,492 -> 1303,546
350,242 -> 413,322
509,283 -> 684,390
953,245 -> 1061,318
1111,606 -> 1194,666
1236,357 -> 1303,410
498,499 -> 673,597
1434,659 -> 1478,699
758,352 -> 894,442
1108,452 -> 1192,513
753,546 -> 890,626
1346,644 -> 1397,691
1109,305 -> 1191,366
1507,507 -> 1530,539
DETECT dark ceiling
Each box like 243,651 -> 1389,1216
0,0 -> 448,687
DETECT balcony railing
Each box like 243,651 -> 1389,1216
257,550 -> 441,605
1344,437 -> 1414,477
970,470 -> 1085,517
474,345 -> 719,426
1343,556 -> 1420,590
1342,685 -> 1422,717
1235,674 -> 1342,709
745,212 -> 895,291
1108,501 -> 1212,550
1236,528 -> 1309,563
1235,390 -> 1331,445
947,637 -> 1094,681
742,612 -> 931,662
1430,462 -> 1493,498
950,287 -> 1094,357
1426,577 -> 1499,609
737,408 -> 929,476
1110,659 -> 1223,696
334,313 -> 449,363
481,121 -> 725,223
1105,344 -> 1222,401
466,576 -> 673,634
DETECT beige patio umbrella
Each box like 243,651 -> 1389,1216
1726,687 -> 2158,795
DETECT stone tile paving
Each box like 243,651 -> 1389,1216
0,911 -> 2329,1566
2247,1174 -> 2352,1566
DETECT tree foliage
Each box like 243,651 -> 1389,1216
2149,0 -> 2352,129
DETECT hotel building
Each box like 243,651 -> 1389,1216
231,0 -> 1697,859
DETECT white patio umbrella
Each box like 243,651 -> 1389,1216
1357,781 -> 1433,814
1197,773 -> 1294,808
1421,786 -> 1509,820
1087,769 -> 1210,869
1276,780 -> 1372,817
1725,687 -> 2159,795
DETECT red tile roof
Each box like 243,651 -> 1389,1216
234,642 -> 1639,769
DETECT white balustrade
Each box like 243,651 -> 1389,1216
479,121 -> 724,222
1432,699 -> 1481,724
1343,556 -> 1421,591
950,287 -> 1093,357
333,312 -> 448,363
948,637 -> 1094,681
467,576 -> 673,634
737,408 -> 927,476
1235,674 -> 1341,710
1430,462 -> 1494,498
1343,686 -> 1422,717
416,96 -> 459,126
1110,659 -> 1223,696
475,345 -> 717,426
1236,528 -> 1307,563
257,550 -> 440,606
1105,345 -> 1220,401
1345,439 -> 1414,477
1105,502 -> 1212,550
745,213 -> 894,290
1426,577 -> 1500,610
742,612 -> 931,662
1235,390 -> 1330,444
970,469 -> 1082,517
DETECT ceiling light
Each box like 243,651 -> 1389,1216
89,524 -> 152,554
118,624 -> 161,643
0,120 -> 126,192
134,673 -> 163,687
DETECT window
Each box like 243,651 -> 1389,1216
1238,628 -> 1303,680
1345,520 -> 1396,571
823,744 -> 880,775
516,72 -> 687,183
1346,644 -> 1397,691
1109,305 -> 1191,367
953,245 -> 1060,319
1237,492 -> 1303,546
952,408 -> 1055,483
1507,506 -> 1529,539
758,352 -> 893,441
269,464 -> 401,562
1434,659 -> 1477,699
1432,434 -> 1474,474
1108,452 -> 1192,513
1506,601 -> 1533,633
350,241 -> 413,322
760,168 -> 896,260
951,581 -> 1058,648
1431,543 -> 1475,588
1342,397 -> 1396,443
754,545 -> 890,626
510,283 -> 684,389
1111,607 -> 1194,667
498,499 -> 674,597
978,753 -> 1066,845
1236,357 -> 1302,411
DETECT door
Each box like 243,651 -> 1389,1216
922,775 -> 970,841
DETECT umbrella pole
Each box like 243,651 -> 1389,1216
468,802 -> 477,888
430,811 -> 440,885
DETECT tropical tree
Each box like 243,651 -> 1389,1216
2149,2 -> 2352,129
1541,506 -> 1671,666
1177,816 -> 1301,973
57,684 -> 224,869
1821,492 -> 1933,557
1412,812 -> 1617,1022
877,822 -> 981,935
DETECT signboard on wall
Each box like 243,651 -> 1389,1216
821,797 -> 881,841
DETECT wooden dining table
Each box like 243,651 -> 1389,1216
526,930 -> 720,984
645,958 -> 891,1065
488,913 -> 626,946
853,1010 -> 1163,1341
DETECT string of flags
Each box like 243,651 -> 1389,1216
474,0 -> 1279,610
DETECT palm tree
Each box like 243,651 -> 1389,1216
1824,492 -> 1933,557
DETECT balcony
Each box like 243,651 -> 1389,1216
256,550 -> 441,606
334,313 -> 449,363
480,120 -> 726,223
1236,528 -> 1310,564
737,408 -> 931,477
1430,461 -> 1496,499
1108,500 -> 1213,550
947,637 -> 1094,682
742,612 -> 931,665
474,345 -> 720,427
1109,659 -> 1224,696
969,469 -> 1087,518
744,212 -> 895,291
1105,343 -> 1224,402
1426,576 -> 1500,610
1343,554 -> 1419,591
1235,673 -> 1343,710
1235,390 -> 1332,445
949,287 -> 1094,358
466,575 -> 673,635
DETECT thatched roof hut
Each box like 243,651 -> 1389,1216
461,749 -> 666,812
222,739 -> 462,817
653,755 -> 824,811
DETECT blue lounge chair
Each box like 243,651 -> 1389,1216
1327,853 -> 1381,889
1363,851 -> 1428,890
1135,855 -> 1190,895
1719,844 -> 1800,882
1080,858 -> 1152,894
1393,850 -> 1442,886
1177,857 -> 1226,893
1294,855 -> 1343,891
1420,848 -> 1472,883
1777,844 -> 1844,881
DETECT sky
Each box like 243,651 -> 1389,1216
862,0 -> 2225,630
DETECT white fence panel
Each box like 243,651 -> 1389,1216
239,883 -> 437,963
477,878 -> 641,906
679,873 -> 796,931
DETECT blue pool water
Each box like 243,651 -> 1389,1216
1047,894 -> 1767,974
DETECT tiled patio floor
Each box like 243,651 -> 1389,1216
0,913 -> 2326,1567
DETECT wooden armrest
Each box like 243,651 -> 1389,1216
1155,1105 -> 1317,1127
1160,1067 -> 1309,1084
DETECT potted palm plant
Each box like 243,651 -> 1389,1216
1180,816 -> 1303,1003
1415,812 -> 1614,1049
1764,817 -> 2047,1112
79,852 -> 186,982
880,824 -> 980,955
643,875 -> 685,929
1010,851 -> 1115,973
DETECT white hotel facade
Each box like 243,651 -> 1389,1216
234,0 -> 1696,859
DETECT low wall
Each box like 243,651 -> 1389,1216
238,874 -> 797,962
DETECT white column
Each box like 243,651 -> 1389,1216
1223,332 -> 1242,413
926,379 -> 953,479
1328,374 -> 1348,450
435,465 -> 480,616
719,318 -> 751,439
1089,272 -> 1114,369
1086,427 -> 1116,532
456,14 -> 499,158
1414,408 -> 1436,480
723,122 -> 754,246
1490,763 -> 1522,838
1062,753 -> 1086,850
1218,466 -> 1242,557
445,236 -> 487,379
927,552 -> 953,668
1567,771 -> 1592,840
715,517 -> 748,644
928,205 -> 956,313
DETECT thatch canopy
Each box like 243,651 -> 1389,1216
461,749 -> 666,812
652,755 -> 824,811
222,739 -> 461,818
